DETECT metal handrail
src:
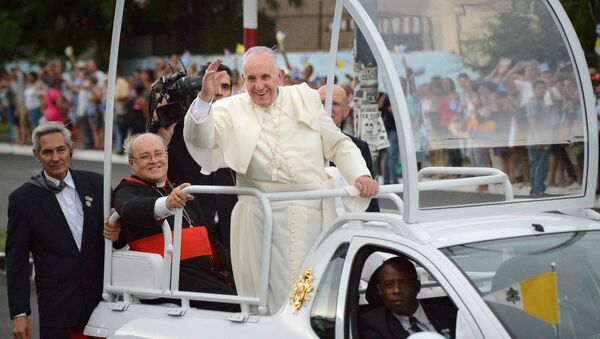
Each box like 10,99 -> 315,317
107,212 -> 173,294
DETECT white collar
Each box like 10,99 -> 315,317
393,303 -> 432,331
155,180 -> 166,188
44,170 -> 75,189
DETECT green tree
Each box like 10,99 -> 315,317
462,0 -> 578,74
0,0 -> 303,67
560,0 -> 600,66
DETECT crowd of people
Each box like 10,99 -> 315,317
378,60 -> 600,196
1,53 -> 600,196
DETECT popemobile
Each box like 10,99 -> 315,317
85,0 -> 600,338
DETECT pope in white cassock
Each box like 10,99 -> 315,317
183,46 -> 380,312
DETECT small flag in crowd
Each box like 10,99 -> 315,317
595,36 -> 600,56
483,271 -> 559,324
235,43 -> 245,56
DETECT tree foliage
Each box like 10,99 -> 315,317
462,0 -> 572,74
0,0 -> 300,67
560,0 -> 600,65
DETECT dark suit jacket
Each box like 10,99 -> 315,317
358,301 -> 457,339
345,133 -> 380,212
112,176 -> 237,312
6,170 -> 104,330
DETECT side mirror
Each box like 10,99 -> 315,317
407,332 -> 447,339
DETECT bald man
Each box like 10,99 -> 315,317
319,84 -> 379,212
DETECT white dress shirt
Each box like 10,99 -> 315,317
153,181 -> 174,219
393,303 -> 436,334
45,170 -> 84,251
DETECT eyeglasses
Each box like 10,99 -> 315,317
131,150 -> 168,163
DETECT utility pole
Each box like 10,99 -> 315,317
243,0 -> 258,50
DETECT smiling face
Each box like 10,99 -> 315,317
128,134 -> 168,183
34,132 -> 73,181
377,261 -> 421,316
243,51 -> 284,108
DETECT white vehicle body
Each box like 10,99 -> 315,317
86,0 -> 600,338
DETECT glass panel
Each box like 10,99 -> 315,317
441,231 -> 600,338
310,243 -> 349,339
364,0 -> 587,203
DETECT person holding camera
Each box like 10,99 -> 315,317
183,46 -> 379,312
154,62 -> 237,250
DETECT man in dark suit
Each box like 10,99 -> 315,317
6,122 -> 104,339
319,84 -> 380,212
359,257 -> 456,339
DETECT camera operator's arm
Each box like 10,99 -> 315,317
158,123 -> 176,146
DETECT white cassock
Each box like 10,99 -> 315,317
183,83 -> 370,312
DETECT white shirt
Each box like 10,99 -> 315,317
153,181 -> 174,219
392,303 -> 436,334
45,171 -> 84,250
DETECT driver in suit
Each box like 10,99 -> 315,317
359,256 -> 456,339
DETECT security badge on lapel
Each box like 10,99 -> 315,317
84,196 -> 93,207
290,266 -> 315,311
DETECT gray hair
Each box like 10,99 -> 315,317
123,133 -> 166,159
242,46 -> 280,72
32,122 -> 73,153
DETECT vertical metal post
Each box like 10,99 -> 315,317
102,0 -> 125,301
244,0 -> 258,50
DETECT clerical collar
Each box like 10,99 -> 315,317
44,170 -> 74,189
155,181 -> 166,188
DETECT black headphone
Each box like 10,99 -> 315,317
30,171 -> 66,193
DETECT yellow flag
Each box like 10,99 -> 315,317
484,271 -> 559,325
521,271 -> 559,325
235,43 -> 245,56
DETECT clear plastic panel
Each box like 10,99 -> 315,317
355,0 -> 588,202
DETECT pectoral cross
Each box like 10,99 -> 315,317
266,157 -> 281,181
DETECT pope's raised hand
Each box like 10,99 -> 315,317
198,58 -> 227,103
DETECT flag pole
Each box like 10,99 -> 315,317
551,262 -> 559,339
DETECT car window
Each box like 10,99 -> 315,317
350,247 -> 457,339
441,231 -> 600,339
310,243 -> 349,339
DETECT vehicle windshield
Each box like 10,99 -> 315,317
361,0 -> 588,203
441,231 -> 600,338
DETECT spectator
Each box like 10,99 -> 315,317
525,80 -> 551,196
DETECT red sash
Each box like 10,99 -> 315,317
129,226 -> 214,261
120,176 -> 216,261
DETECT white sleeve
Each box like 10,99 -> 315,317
153,197 -> 174,220
189,97 -> 212,123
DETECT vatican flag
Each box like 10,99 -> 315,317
483,271 -> 559,324
595,36 -> 600,55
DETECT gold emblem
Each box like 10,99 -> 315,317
290,266 -> 315,311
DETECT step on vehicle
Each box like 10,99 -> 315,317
85,0 -> 600,338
